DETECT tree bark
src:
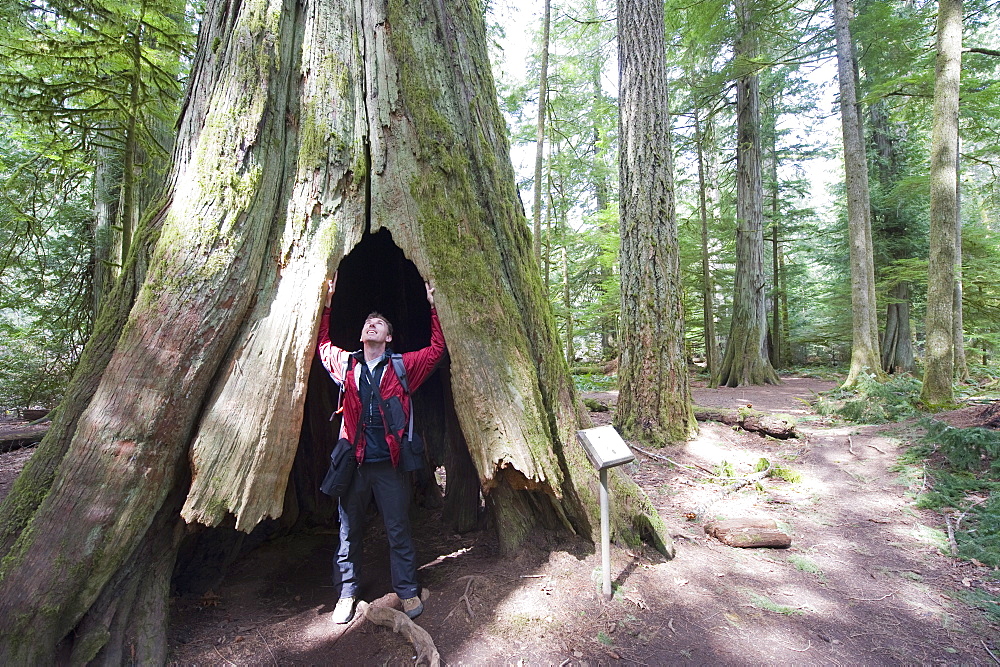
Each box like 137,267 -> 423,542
881,281 -> 915,373
833,0 -> 884,389
616,0 -> 697,445
0,0 -> 671,659
922,0 -> 962,407
717,0 -> 779,388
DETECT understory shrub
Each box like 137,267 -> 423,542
915,420 -> 1000,568
816,373 -> 922,423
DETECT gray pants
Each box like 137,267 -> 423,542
334,460 -> 417,600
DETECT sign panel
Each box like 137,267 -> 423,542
576,425 -> 635,470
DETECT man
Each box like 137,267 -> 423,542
316,273 -> 446,624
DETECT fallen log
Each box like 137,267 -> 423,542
0,425 -> 48,454
693,406 -> 798,439
705,518 -> 792,548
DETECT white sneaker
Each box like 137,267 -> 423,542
332,596 -> 355,624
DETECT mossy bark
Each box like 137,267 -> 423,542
921,0 -> 962,407
0,0 -> 669,659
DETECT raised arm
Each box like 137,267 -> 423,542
317,274 -> 350,386
401,282 -> 446,390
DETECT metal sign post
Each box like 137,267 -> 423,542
576,425 -> 635,601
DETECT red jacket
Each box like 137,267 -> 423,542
317,308 -> 445,466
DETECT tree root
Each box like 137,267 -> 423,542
444,575 -> 484,622
365,605 -> 440,667
695,463 -> 775,521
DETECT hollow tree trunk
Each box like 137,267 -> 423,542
717,0 -> 779,388
0,0 -> 670,660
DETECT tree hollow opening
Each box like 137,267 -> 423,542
300,229 -> 482,535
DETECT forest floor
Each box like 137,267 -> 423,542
2,375 -> 1000,664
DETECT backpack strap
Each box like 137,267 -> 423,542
390,353 -> 414,440
328,352 -> 358,422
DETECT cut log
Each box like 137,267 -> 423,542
0,425 -> 48,453
693,405 -> 798,439
704,518 -> 791,548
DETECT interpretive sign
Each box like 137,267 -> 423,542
577,425 -> 635,470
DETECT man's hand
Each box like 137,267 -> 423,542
325,272 -> 337,308
425,281 -> 435,306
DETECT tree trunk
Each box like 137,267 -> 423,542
694,108 -> 721,382
616,0 -> 697,445
869,102 -> 916,374
0,1 -> 671,659
92,134 -> 123,318
922,0 -> 961,407
532,0 -> 552,266
833,0 -> 883,389
717,0 -> 779,388
953,151 -> 970,382
881,281 -> 915,373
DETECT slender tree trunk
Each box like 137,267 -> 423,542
953,150 -> 970,381
119,11 -> 144,264
869,102 -> 916,374
616,0 -> 697,444
92,135 -> 123,318
833,0 -> 883,388
532,0 -> 552,266
694,108 -> 721,382
922,0 -> 962,406
0,0 -> 672,660
779,245 -> 791,363
767,96 -> 787,369
717,0 -> 779,388
591,64 -> 615,361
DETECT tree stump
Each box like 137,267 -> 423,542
704,518 -> 791,548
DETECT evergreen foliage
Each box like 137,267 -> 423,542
816,372 -> 922,423
0,0 -> 195,410
914,420 -> 1000,569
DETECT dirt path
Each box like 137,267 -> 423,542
3,379 -> 998,664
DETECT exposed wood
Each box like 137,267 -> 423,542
692,406 -> 798,439
705,518 -> 792,548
